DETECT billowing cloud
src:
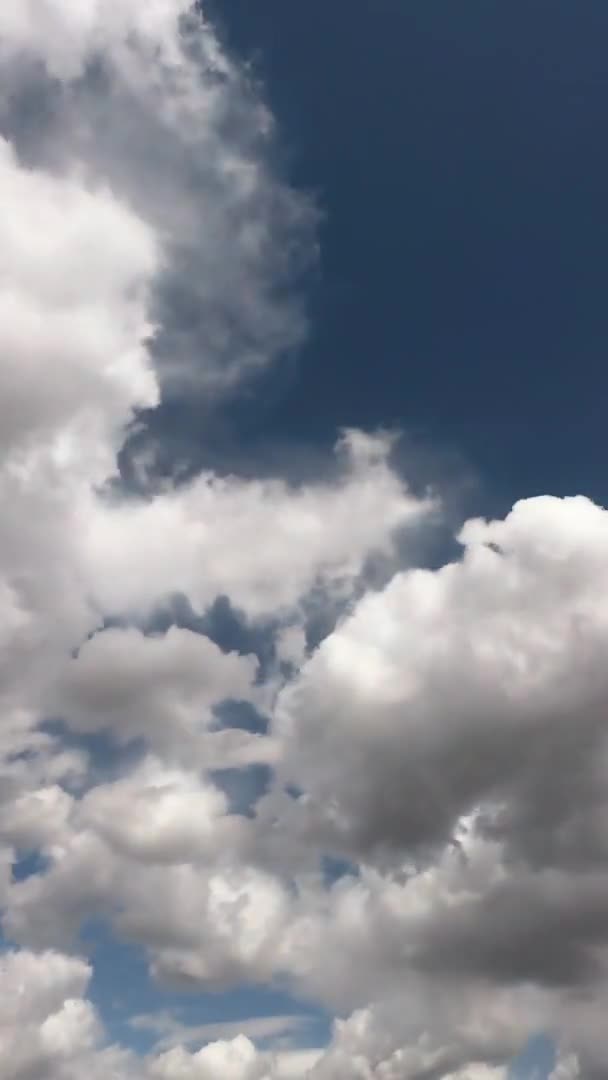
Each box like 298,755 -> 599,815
0,948 -> 133,1080
267,494 -> 608,1071
84,430 -> 431,620
275,495 -> 608,863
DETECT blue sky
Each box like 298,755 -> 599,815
1,2 -> 607,1078
204,0 -> 608,510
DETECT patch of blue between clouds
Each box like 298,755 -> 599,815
211,763 -> 272,817
83,921 -> 332,1056
214,699 -> 268,735
509,1034 -> 556,1079
40,719 -> 147,786
11,850 -> 49,882
144,594 -> 278,683
320,855 -> 359,887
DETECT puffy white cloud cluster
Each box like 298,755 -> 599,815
276,494 -> 608,861
2,1 -> 608,1079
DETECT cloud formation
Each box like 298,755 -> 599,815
1,1 -> 608,1079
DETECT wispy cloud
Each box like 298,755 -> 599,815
130,1009 -> 311,1052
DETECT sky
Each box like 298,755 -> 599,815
0,2 -> 607,1078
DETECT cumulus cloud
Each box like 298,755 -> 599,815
0,110 -> 161,877
84,429 -> 431,620
266,494 -> 608,1070
0,133 -> 157,679
275,495 -> 608,862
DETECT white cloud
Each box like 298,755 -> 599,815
84,430 -> 431,620
0,949 -> 101,1080
0,135 -> 158,703
0,785 -> 73,852
121,860 -> 291,988
0,135 -> 158,463
79,757 -> 243,864
150,1036 -> 266,1080
0,0 -> 315,394
149,1038 -> 324,1080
